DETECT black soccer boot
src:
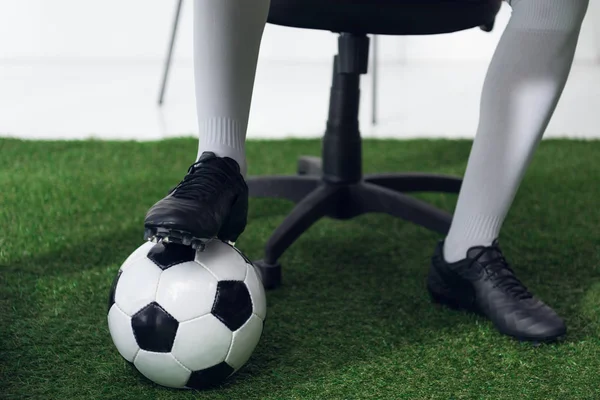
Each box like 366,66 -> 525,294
144,152 -> 248,250
427,240 -> 566,343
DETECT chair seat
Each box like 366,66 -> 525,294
268,0 -> 502,35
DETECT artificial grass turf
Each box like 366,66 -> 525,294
0,137 -> 599,400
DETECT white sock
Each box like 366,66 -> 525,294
193,0 -> 270,176
443,0 -> 589,262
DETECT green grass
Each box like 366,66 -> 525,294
1,138 -> 599,400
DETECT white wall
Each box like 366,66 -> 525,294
1,0 -> 599,140
2,0 -> 599,63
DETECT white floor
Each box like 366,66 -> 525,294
1,60 -> 600,141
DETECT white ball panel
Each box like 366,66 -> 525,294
244,264 -> 267,320
194,240 -> 248,281
107,304 -> 139,362
134,350 -> 191,389
155,261 -> 218,322
120,242 -> 155,272
226,314 -> 263,371
171,314 -> 233,371
115,257 -> 162,316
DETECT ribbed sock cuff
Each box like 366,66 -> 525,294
199,117 -> 245,152
443,214 -> 503,262
197,117 -> 247,175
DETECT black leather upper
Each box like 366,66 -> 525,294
429,241 -> 566,341
268,0 -> 502,35
144,153 -> 248,242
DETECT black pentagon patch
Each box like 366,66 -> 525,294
186,362 -> 234,390
147,242 -> 195,270
131,302 -> 179,352
211,281 -> 253,331
108,269 -> 122,312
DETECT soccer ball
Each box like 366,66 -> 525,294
107,239 -> 266,389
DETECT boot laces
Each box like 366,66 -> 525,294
470,243 -> 533,300
169,161 -> 233,201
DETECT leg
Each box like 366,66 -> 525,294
192,0 -> 270,176
430,0 -> 589,343
144,0 -> 270,248
444,0 -> 589,262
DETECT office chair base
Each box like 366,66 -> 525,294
246,33 -> 464,290
247,162 -> 462,289
298,156 -> 323,176
253,259 -> 282,291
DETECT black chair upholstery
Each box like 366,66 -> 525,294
249,0 -> 502,289
268,0 -> 501,35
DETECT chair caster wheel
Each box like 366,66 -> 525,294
253,259 -> 282,290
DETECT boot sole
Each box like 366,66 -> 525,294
144,226 -> 213,251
